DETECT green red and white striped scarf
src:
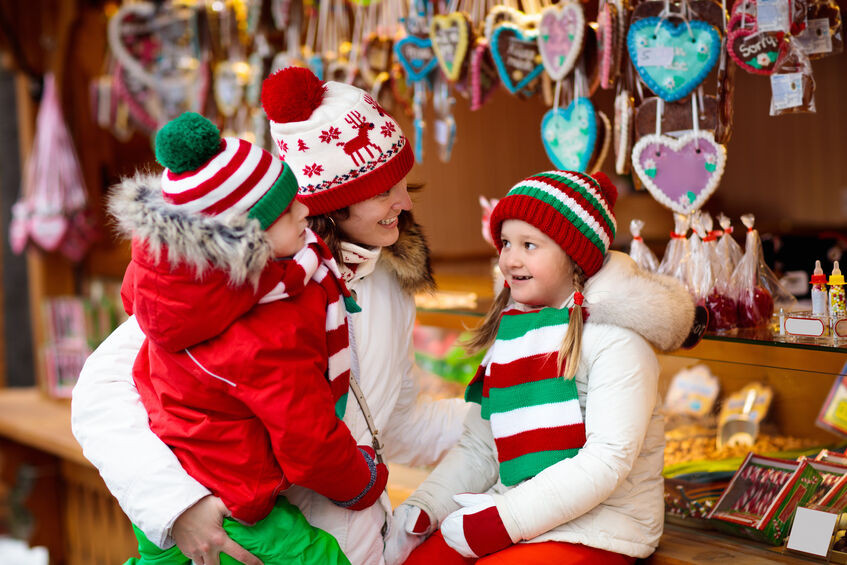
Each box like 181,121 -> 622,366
466,307 -> 586,486
260,229 -> 360,418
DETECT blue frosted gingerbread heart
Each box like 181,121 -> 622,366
394,36 -> 439,83
627,18 -> 720,102
541,97 -> 597,172
491,24 -> 545,95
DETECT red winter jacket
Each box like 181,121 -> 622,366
123,238 -> 374,524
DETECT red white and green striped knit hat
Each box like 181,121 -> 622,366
155,112 -> 299,230
261,67 -> 413,215
489,171 -> 619,278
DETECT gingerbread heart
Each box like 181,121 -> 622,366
537,2 -> 585,81
633,0 -> 727,31
394,35 -> 439,82
541,97 -> 597,172
727,15 -> 788,74
614,90 -> 634,175
484,6 -> 537,41
470,39 -> 500,111
589,110 -> 612,174
635,96 -> 719,140
491,24 -> 545,94
430,13 -> 473,81
628,17 -> 721,102
631,131 -> 727,215
598,3 -> 619,89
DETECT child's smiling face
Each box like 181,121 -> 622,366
498,219 -> 575,308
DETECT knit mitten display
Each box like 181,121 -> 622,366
384,503 -> 435,565
331,446 -> 388,511
440,493 -> 514,558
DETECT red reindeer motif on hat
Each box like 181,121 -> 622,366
338,111 -> 383,166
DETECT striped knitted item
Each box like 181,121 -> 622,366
489,171 -> 618,277
259,229 -> 361,418
156,113 -> 299,230
466,307 -> 586,486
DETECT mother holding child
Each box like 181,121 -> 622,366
73,67 -> 699,565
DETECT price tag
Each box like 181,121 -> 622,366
770,72 -> 804,111
637,46 -> 674,67
795,19 -> 833,55
757,0 -> 790,32
786,507 -> 838,557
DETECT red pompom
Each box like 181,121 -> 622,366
261,67 -> 327,123
590,172 -> 618,208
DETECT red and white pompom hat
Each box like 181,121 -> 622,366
261,67 -> 414,215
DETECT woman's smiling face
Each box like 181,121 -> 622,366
335,179 -> 412,248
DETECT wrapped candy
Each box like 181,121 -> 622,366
716,213 -> 744,276
686,215 -> 715,305
729,215 -> 796,328
629,219 -> 659,272
702,214 -> 738,331
658,214 -> 691,286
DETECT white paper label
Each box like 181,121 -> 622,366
637,46 -> 674,67
786,507 -> 838,557
757,0 -> 790,32
796,19 -> 833,55
785,316 -> 825,336
771,72 -> 804,110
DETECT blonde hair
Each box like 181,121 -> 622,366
466,264 -> 588,381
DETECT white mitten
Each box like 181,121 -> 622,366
383,503 -> 434,565
440,493 -> 513,558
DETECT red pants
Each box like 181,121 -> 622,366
405,531 -> 637,565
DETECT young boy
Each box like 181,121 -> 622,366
110,112 -> 387,565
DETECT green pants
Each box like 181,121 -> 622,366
125,497 -> 350,565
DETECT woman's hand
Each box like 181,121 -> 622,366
172,495 -> 263,565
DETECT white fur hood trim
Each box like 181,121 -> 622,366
108,172 -> 272,287
584,251 -> 694,352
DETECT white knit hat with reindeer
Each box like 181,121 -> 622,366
262,67 -> 414,215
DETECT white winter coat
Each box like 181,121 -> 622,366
72,231 -> 469,565
405,251 -> 695,559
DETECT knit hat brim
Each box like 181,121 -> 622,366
248,161 -> 300,229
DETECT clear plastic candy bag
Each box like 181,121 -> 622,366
629,219 -> 659,272
687,218 -> 716,308
658,214 -> 691,287
701,213 -> 738,331
715,213 -> 744,276
769,40 -> 816,116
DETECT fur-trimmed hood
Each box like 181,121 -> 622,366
584,251 -> 695,352
381,211 -> 436,294
109,172 -> 274,288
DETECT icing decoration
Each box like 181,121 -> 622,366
631,131 -> 727,215
537,2 -> 585,81
628,17 -> 721,102
470,39 -> 500,111
394,35 -> 439,82
540,97 -> 597,171
430,13 -> 473,81
491,24 -> 545,94
589,110 -> 612,174
614,90 -> 634,175
598,3 -> 619,88
727,15 -> 789,74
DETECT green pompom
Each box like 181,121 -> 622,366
155,112 -> 222,173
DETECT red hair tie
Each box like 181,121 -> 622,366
574,291 -> 584,306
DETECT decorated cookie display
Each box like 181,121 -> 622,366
628,17 -> 721,102
794,0 -> 843,59
635,96 -> 718,140
728,14 -> 789,74
537,1 -> 585,81
469,39 -> 500,110
541,96 -> 597,171
363,34 -> 394,86
430,12 -> 473,81
589,110 -> 612,173
614,90 -> 634,174
491,23 -> 545,95
394,35 -> 439,82
484,5 -> 537,42
632,0 -> 727,30
631,130 -> 727,215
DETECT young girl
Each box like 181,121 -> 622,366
108,112 -> 388,564
384,170 -> 697,564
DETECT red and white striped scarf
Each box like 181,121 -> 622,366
259,229 -> 360,418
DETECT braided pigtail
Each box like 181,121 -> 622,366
558,265 -> 587,380
465,284 -> 512,355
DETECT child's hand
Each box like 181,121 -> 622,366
384,503 -> 434,565
440,493 -> 514,558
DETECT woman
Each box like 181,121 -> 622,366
72,67 -> 469,565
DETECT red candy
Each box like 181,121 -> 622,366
706,290 -> 738,331
737,286 -> 774,328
